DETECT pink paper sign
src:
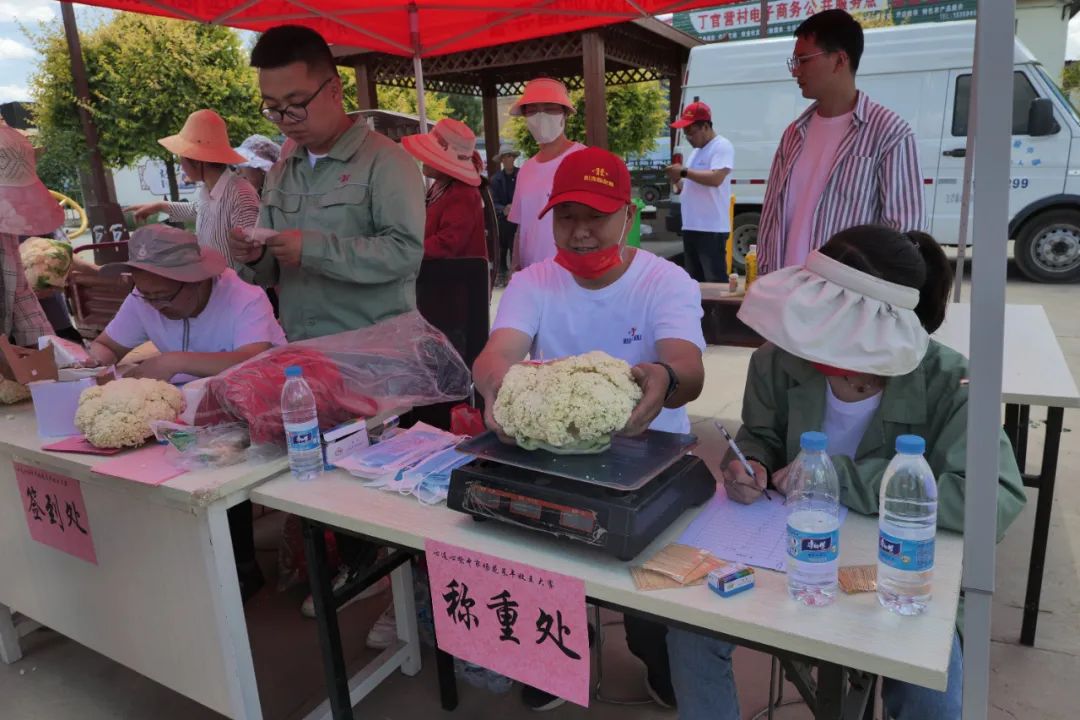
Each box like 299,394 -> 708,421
425,540 -> 589,707
14,462 -> 97,564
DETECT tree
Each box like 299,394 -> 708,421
508,81 -> 667,158
1063,62 -> 1080,94
445,93 -> 484,134
28,14 -> 274,200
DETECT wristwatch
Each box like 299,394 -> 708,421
679,168 -> 689,179
655,362 -> 679,402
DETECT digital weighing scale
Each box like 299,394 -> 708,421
446,430 -> 716,561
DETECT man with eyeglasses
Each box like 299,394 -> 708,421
228,24 -> 424,343
757,9 -> 924,274
665,100 -> 734,283
87,224 -> 285,382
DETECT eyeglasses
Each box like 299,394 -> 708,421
787,50 -> 828,72
261,76 -> 334,123
132,283 -> 185,308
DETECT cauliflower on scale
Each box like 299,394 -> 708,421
75,378 -> 185,448
493,351 -> 642,454
20,236 -> 73,291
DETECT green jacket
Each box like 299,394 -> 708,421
250,119 -> 425,341
735,341 -> 1026,541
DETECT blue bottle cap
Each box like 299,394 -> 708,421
896,434 -> 926,455
800,431 -> 828,452
284,365 -> 302,378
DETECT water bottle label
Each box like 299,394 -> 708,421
878,530 -> 935,572
284,420 -> 320,452
786,525 -> 839,564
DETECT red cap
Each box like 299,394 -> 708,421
538,147 -> 631,218
670,101 -> 712,129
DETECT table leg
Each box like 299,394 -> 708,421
435,647 -> 459,711
1017,405 -> 1031,470
302,519 -> 353,720
1021,406 -> 1064,647
0,603 -> 21,664
1004,404 -> 1022,468
389,562 -> 421,677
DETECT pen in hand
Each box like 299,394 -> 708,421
715,421 -> 772,501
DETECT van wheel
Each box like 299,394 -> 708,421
641,185 -> 661,204
1015,209 -> 1080,283
731,211 -> 760,274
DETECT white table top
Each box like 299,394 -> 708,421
933,303 -> 1080,408
252,471 -> 962,691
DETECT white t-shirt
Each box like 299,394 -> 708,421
508,143 -> 585,269
783,111 -> 853,268
106,269 -> 287,356
680,134 -> 735,233
822,382 -> 882,459
492,249 -> 705,434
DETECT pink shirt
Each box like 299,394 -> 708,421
782,111 -> 853,269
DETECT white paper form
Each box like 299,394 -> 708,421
678,491 -> 848,572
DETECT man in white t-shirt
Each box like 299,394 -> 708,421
666,101 -> 734,283
88,224 -> 286,382
474,147 -> 705,712
507,78 -> 585,271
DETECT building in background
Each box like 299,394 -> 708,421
672,0 -> 1078,82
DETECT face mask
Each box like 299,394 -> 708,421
526,111 -> 565,144
554,215 -> 629,280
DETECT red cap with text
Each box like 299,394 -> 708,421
538,146 -> 632,218
670,101 -> 712,129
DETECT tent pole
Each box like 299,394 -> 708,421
409,4 -> 428,133
962,2 -> 1015,719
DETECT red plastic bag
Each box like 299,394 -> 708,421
450,403 -> 485,436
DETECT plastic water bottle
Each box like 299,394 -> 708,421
786,431 -> 841,606
281,365 -> 322,480
877,435 -> 938,616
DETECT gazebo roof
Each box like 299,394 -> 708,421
334,18 -> 701,96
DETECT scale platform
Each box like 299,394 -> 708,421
447,431 -> 716,561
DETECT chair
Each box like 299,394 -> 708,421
410,257 -> 491,430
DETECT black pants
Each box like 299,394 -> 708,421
497,219 -> 517,273
624,614 -> 673,697
682,230 -> 729,283
228,501 -> 255,565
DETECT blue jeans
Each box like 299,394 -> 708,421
667,629 -> 963,720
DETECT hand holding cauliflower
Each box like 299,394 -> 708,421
492,351 -> 642,453
75,378 -> 185,448
20,237 -> 73,291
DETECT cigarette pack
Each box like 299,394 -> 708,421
707,564 -> 755,598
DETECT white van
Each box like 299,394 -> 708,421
669,21 -> 1080,282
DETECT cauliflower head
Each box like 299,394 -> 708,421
0,378 -> 31,405
493,351 -> 642,453
20,236 -> 73,290
75,378 -> 185,448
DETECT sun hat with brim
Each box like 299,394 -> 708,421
0,124 -> 64,236
401,118 -> 481,187
234,134 -> 281,172
159,109 -> 246,165
100,224 -> 226,283
538,146 -> 630,219
509,78 -> 575,117
497,144 -> 520,160
736,250 -> 930,377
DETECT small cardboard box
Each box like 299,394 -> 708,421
1,337 -> 112,438
323,418 -> 369,470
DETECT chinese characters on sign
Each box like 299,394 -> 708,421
15,462 -> 97,564
672,0 -> 977,44
425,540 -> 589,707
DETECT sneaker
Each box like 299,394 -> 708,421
644,671 -> 677,710
365,604 -> 397,649
521,684 -> 566,712
301,571 -> 390,618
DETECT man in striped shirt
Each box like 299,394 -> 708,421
757,9 -> 925,274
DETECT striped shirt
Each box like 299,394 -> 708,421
1,233 -> 53,345
757,91 -> 925,274
163,168 -> 259,269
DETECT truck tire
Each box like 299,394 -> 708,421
641,185 -> 661,204
731,211 -> 760,274
1014,209 -> 1080,283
